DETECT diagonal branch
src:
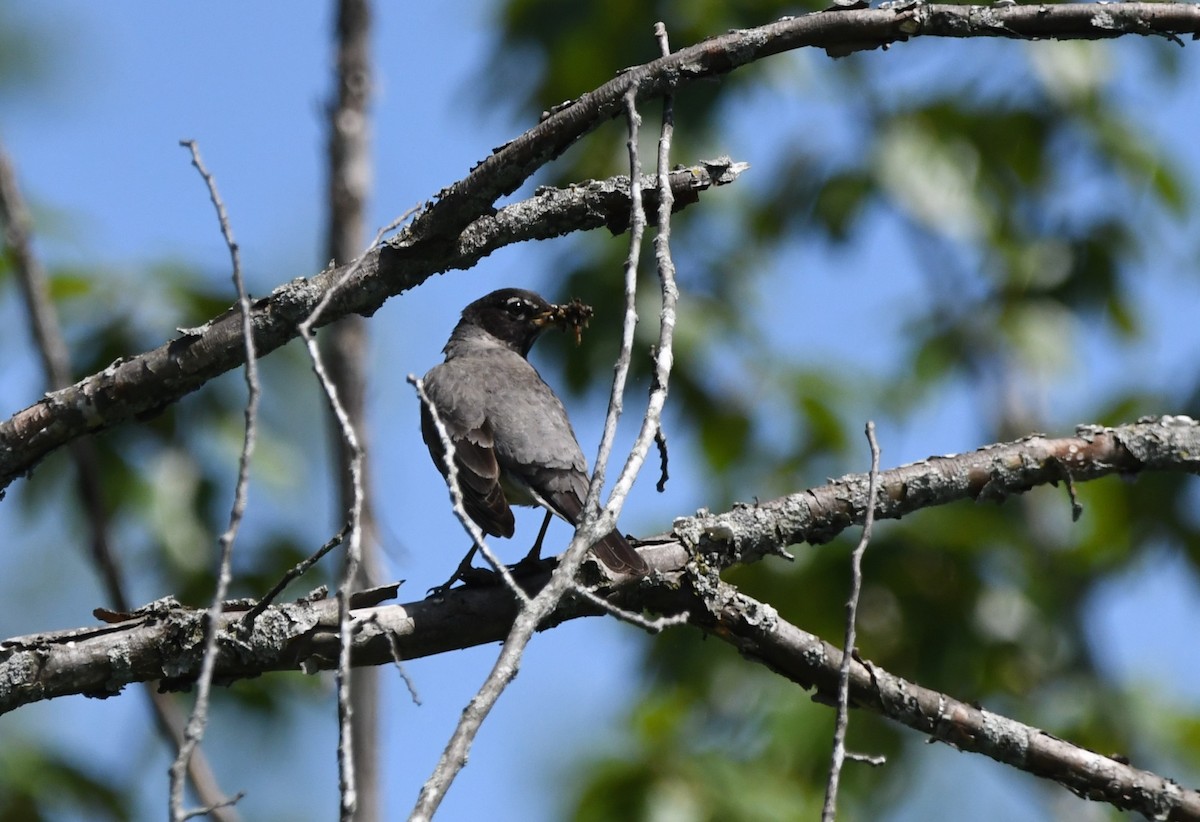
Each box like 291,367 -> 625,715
673,572 -> 1200,822
399,3 -> 1200,248
0,160 -> 744,494
2,3 -> 1197,494
671,417 -> 1200,569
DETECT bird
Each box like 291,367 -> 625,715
419,287 -> 650,590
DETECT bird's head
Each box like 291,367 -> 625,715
456,288 -> 591,357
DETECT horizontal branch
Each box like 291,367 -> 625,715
0,159 -> 744,494
5,572 -> 1196,818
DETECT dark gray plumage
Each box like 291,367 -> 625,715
421,288 -> 649,579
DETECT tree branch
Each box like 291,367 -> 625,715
674,571 -> 1200,822
4,417 -> 1194,713
0,159 -> 744,494
399,3 -> 1200,248
671,417 -> 1200,569
2,3 -> 1195,494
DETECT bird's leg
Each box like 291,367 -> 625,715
511,511 -> 558,577
427,543 -> 492,597
521,511 -> 554,564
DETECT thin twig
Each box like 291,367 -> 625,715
554,23 -> 681,631
169,140 -> 259,822
604,20 -> 679,516
822,421 -> 882,821
570,584 -> 687,633
580,84 -> 646,520
381,619 -> 423,706
296,210 -> 414,822
239,526 -> 349,630
0,141 -> 243,822
409,39 -> 661,822
299,305 -> 364,822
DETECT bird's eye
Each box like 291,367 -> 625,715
505,297 -> 531,316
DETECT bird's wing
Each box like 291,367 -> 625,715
485,363 -> 650,575
420,381 -> 515,539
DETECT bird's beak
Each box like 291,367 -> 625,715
532,307 -> 559,328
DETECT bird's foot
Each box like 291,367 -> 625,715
426,566 -> 499,598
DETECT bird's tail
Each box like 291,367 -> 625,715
592,529 -> 650,576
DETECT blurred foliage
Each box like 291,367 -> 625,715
0,742 -> 129,822
486,1 -> 1200,820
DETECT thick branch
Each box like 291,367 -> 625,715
2,413 -> 1197,820
0,160 -> 743,494
5,417 -> 1196,707
5,532 -> 1198,819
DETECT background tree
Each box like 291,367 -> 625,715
1,2 -> 1199,821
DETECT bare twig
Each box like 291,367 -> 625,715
582,85 -> 647,521
181,791 -> 246,822
570,585 -> 688,633
299,300 -> 364,822
297,210 -> 414,822
381,619 -> 423,706
169,140 -> 258,822
605,21 -> 679,514
822,421 -> 882,822
410,38 -> 658,822
239,526 -> 349,630
0,141 -> 243,822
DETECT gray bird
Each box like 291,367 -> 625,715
420,288 -> 650,587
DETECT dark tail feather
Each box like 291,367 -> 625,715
592,529 -> 650,576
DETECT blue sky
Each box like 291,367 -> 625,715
2,3 -> 1200,821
